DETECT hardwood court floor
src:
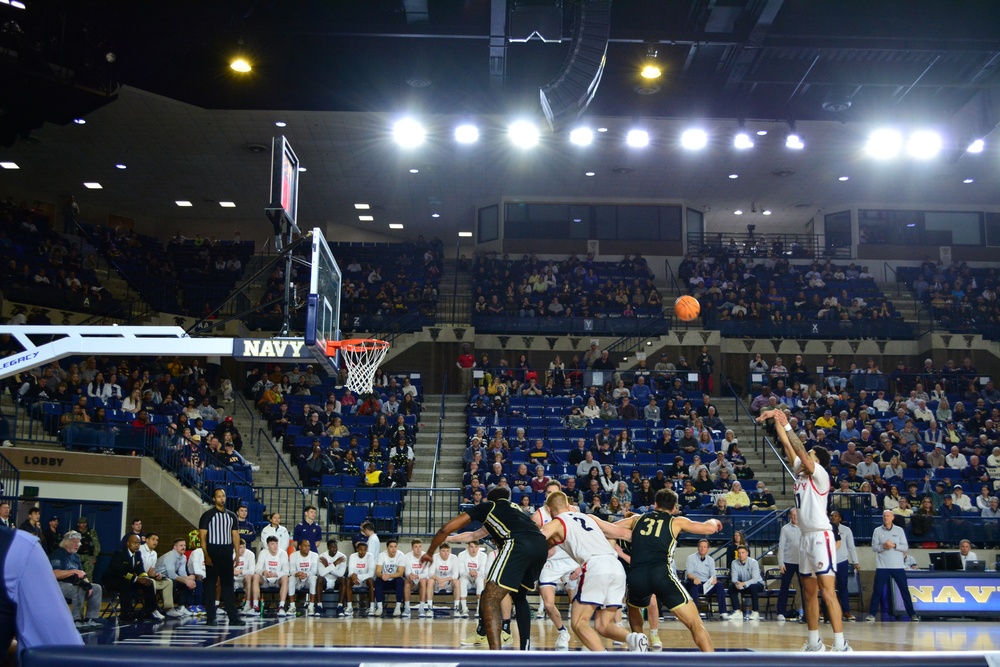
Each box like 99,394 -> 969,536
218,615 -> 1000,652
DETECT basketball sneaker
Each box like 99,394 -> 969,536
831,642 -> 854,652
626,632 -> 649,652
501,630 -> 513,646
461,632 -> 488,646
801,641 -> 827,652
650,633 -> 662,649
554,628 -> 571,651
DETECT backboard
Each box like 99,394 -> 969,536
305,227 -> 342,372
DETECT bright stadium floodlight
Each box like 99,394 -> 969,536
454,124 -> 479,144
508,120 -> 539,148
392,118 -> 426,148
626,129 -> 650,148
785,133 -> 804,150
865,129 -> 903,159
734,131 -> 754,150
680,128 -> 708,150
906,130 -> 942,160
966,139 -> 985,154
569,127 -> 594,146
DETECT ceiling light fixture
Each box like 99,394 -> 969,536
734,210 -> 743,215
728,173 -> 739,179
907,130 -> 942,160
389,223 -> 404,230
354,203 -> 370,210
838,176 -> 850,181
393,118 -> 426,148
274,121 -> 286,127
175,200 -> 192,206
359,215 -> 374,221
626,129 -> 650,148
297,167 -> 306,172
963,178 -> 975,184
584,171 -> 596,177
0,162 -> 19,170
431,213 -> 440,218
454,124 -> 479,144
626,129 -> 649,148
640,43 -> 661,79
409,168 -> 419,174
966,139 -> 985,154
680,128 -> 708,150
569,127 -> 594,146
73,118 -> 86,125
115,163 -> 127,169
733,122 -> 754,150
219,201 -> 236,208
10,1 -> 26,8
458,232 -> 473,237
597,127 -> 608,133
763,210 -> 772,216
508,120 -> 539,148
756,130 -> 768,136
785,133 -> 804,150
865,128 -> 903,159
229,58 -> 252,73
83,182 -> 102,189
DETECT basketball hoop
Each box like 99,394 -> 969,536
325,338 -> 390,395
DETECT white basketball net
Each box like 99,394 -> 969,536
339,339 -> 390,395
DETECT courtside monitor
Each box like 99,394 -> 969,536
930,552 -> 963,571
305,227 -> 341,373
265,135 -> 300,233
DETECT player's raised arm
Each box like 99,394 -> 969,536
758,408 -> 814,475
450,527 -> 489,543
588,514 -> 634,542
422,513 -> 472,563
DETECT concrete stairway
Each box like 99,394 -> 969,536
710,398 -> 795,508
437,258 -> 472,325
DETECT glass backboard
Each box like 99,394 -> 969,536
306,227 -> 341,370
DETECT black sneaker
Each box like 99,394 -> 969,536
205,618 -> 219,626
229,618 -> 247,627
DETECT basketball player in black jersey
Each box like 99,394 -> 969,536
616,488 -> 722,652
423,486 -> 547,650
613,533 -> 662,648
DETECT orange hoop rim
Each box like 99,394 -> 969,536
325,338 -> 390,355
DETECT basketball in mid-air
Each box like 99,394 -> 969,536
674,295 -> 701,322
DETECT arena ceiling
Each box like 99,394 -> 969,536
2,0 -> 999,241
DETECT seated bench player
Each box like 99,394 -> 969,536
374,538 -> 408,616
344,540 -> 376,617
430,543 -> 461,617
288,539 -> 320,616
317,539 -> 346,617
235,539 -> 256,615
252,535 -> 289,616
403,538 -> 433,617
456,540 -> 488,618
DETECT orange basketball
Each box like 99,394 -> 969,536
675,295 -> 701,322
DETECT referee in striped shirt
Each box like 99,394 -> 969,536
199,487 -> 245,626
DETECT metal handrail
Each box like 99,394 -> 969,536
429,374 -> 448,488
605,313 -> 671,356
450,238 -> 461,324
882,261 -> 901,296
0,450 -> 20,502
662,259 -> 681,296
257,427 -> 306,492
720,374 -> 759,452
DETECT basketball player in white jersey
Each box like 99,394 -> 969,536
758,408 -> 852,652
456,540 -> 489,618
402,539 -> 432,617
532,479 -> 581,650
234,540 -> 256,615
253,535 -> 289,616
288,539 -> 319,616
538,491 -> 649,652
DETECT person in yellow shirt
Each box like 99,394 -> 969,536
815,410 -> 837,431
364,461 -> 384,487
723,481 -> 750,509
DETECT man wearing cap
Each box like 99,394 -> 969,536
215,416 -> 244,452
816,410 -> 837,431
50,530 -> 104,630
42,516 -> 62,555
75,517 -> 101,581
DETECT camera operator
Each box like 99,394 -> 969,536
50,530 -> 103,631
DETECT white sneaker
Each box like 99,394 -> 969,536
393,605 -> 402,617
453,605 -> 461,618
748,611 -> 760,621
287,603 -> 296,615
776,614 -> 786,622
306,604 -> 315,616
801,641 -> 827,652
864,614 -> 876,622
720,612 -> 731,620
276,607 -> 288,618
418,606 -> 426,618
460,607 -> 469,619
831,642 -> 854,652
166,608 -> 185,618
2,440 -> 13,447
151,610 -> 165,621
555,628 -> 571,651
626,632 -> 649,652
343,604 -> 353,616
367,606 -> 376,617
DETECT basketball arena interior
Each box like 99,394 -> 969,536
2,1 -> 1000,665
